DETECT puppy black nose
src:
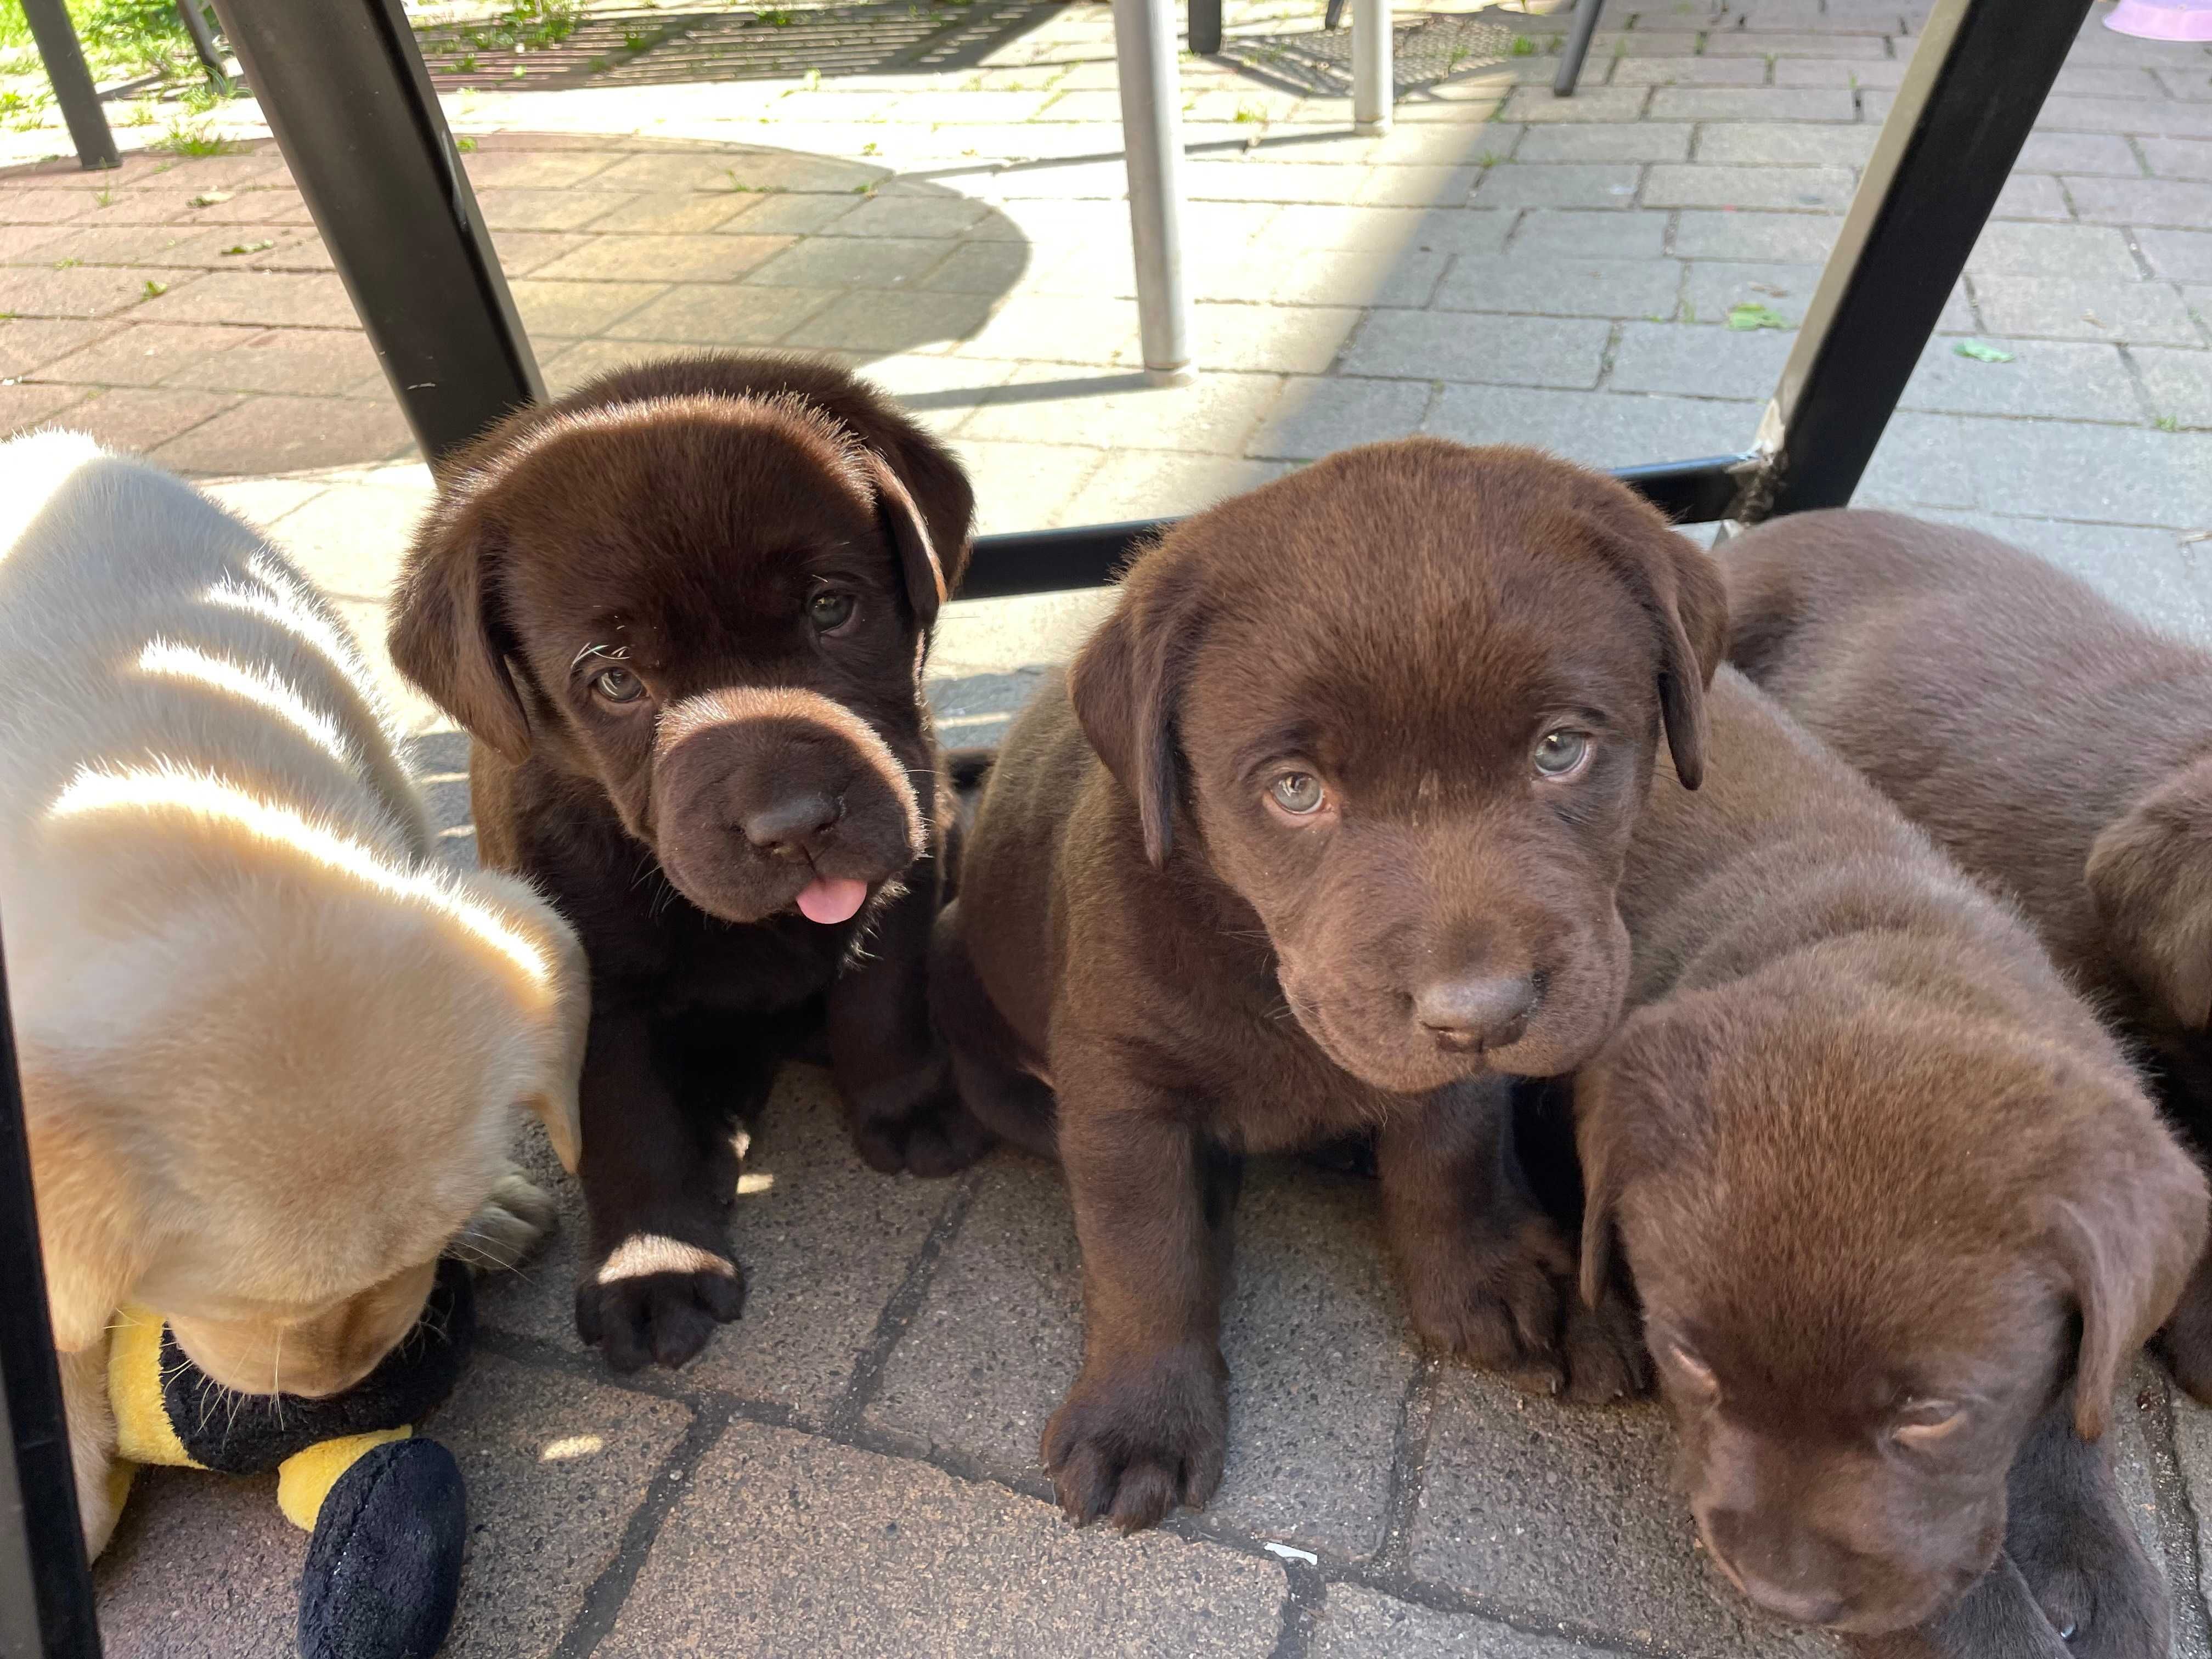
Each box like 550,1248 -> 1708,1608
1737,1580 -> 1847,1629
1414,974 -> 1538,1051
741,792 -> 839,860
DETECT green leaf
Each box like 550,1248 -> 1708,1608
1953,338 -> 2014,363
1726,302 -> 1789,331
222,239 -> 274,255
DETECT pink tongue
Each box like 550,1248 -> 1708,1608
796,876 -> 868,924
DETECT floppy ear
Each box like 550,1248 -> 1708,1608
2049,1109 -> 2207,1440
388,479 -> 532,764
1066,543 -> 1205,868
860,450 -> 952,633
1581,494 -> 1730,791
21,1070 -> 148,1353
2086,757 -> 2212,1031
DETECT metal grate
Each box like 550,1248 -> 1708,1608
1216,12 -> 1522,98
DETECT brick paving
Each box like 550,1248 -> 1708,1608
5,0 -> 2212,1653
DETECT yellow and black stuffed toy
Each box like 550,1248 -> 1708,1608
106,1259 -> 475,1659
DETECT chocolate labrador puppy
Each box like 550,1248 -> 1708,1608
1575,665 -> 2206,1655
932,439 -> 1729,1530
389,352 -> 989,1373
1724,509 -> 2212,1403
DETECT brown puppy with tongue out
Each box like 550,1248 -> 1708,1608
389,353 -> 991,1373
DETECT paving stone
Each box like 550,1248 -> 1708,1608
477,1066 -> 960,1415
0,262 -> 200,319
471,186 -> 632,232
163,326 -> 386,398
1249,375 -> 1436,459
792,288 -> 1004,356
1990,173 -> 2072,221
2134,346 -> 2212,428
30,321 -> 247,387
919,239 -> 1035,295
92,1465 -> 299,1658
1967,220 -> 2144,282
1852,410 -> 1985,512
1691,122 -> 1880,166
751,234 -> 962,289
1915,512 -> 2212,641
1509,209 -> 1672,258
1610,320 -> 1795,400
2154,66 -> 2212,103
949,438 -> 1107,534
1643,163 -> 1854,212
1671,210 -> 1839,263
1965,275 -> 2203,346
2019,131 -> 2145,176
602,283 -> 842,346
1501,86 -> 1654,124
1471,163 -> 1643,211
2142,230 -> 2212,284
0,380 -> 93,436
253,474 -> 431,601
597,1420 -> 1287,1658
1311,1584 -> 1623,1657
818,194 -> 996,239
1062,450 -> 1291,521
963,366 -> 1280,453
129,268 -> 353,329
1612,55 -> 1770,86
0,315 -> 102,377
1357,166 -> 1486,209
1771,57 -> 1907,89
1699,30 -> 1889,58
1274,207 -> 1516,256
2143,137 -> 2212,183
1409,1372 -> 1833,1656
146,391 -> 413,475
1647,87 -> 1857,122
1270,248 -> 1450,309
867,1155 -> 1418,1561
464,149 -> 627,190
1187,160 -> 1372,205
0,186 -> 99,224
1343,309 -> 1610,387
530,231 -> 795,284
724,192 -> 867,235
2038,95 -> 2212,141
1432,254 -> 1681,319
1194,301 -> 1364,375
1515,124 -> 1692,163
2066,175 -> 2212,230
1898,335 -> 2146,424
57,385 -> 239,457
1424,384 -> 1762,471
436,1354 -> 694,1658
1938,416 -> 2212,527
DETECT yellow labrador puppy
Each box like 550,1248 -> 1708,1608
0,432 -> 588,1555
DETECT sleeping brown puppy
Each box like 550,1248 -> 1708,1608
931,439 -> 1729,1530
1575,665 -> 2206,1655
1724,509 -> 2212,1403
389,352 -> 989,1374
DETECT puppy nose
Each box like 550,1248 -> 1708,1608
1737,1579 -> 1847,1629
741,792 -> 839,860
1413,973 -> 1538,1051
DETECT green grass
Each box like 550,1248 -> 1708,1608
1508,33 -> 1536,56
2155,415 -> 2181,432
151,115 -> 241,156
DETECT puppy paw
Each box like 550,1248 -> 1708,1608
1041,1348 -> 1228,1532
2012,1505 -> 2169,1658
451,1166 -> 560,1274
1560,1280 -> 1652,1404
1843,1555 -> 2073,1659
1401,1206 -> 1576,1394
574,1231 -> 745,1372
847,1063 -> 995,1178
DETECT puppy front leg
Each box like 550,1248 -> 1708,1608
2004,1391 -> 2170,1659
572,1004 -> 746,1373
1844,1554 -> 2073,1659
1379,1077 -> 1649,1402
827,845 -> 993,1178
1042,1068 -> 1237,1532
61,1338 -> 123,1559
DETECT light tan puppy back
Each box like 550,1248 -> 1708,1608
0,431 -> 587,1554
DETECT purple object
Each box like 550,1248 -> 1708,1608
2104,0 -> 2212,40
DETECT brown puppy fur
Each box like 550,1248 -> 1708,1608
932,439 -> 1728,1529
389,352 -> 990,1374
1725,509 -> 2212,1404
1576,665 -> 2205,1652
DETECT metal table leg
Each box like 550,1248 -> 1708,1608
176,0 -> 227,81
21,0 -> 119,173
1111,0 -> 1195,385
1553,0 -> 1606,98
1352,0 -> 1392,134
205,0 -> 541,464
1189,0 -> 1222,57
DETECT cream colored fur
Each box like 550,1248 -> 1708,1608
0,432 -> 588,1556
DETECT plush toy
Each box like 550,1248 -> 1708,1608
106,1258 -> 476,1659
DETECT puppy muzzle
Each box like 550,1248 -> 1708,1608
653,689 -> 924,926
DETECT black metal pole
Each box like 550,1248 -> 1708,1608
0,913 -> 102,1659
1742,0 -> 2092,521
205,0 -> 541,464
20,0 -> 119,173
174,0 -> 228,82
1551,0 -> 1606,99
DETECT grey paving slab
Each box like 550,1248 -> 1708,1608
1515,125 -> 1693,163
2144,138 -> 2212,183
2142,230 -> 2212,284
1648,87 -> 1858,123
1424,383 -> 1762,471
1342,310 -> 1611,387
2018,130 -> 2146,176
1609,320 -> 1797,401
1968,219 -> 2147,282
2134,346 -> 2212,428
1508,210 -> 1673,259
1691,123 -> 1881,166
1409,1372 -> 1837,1657
1613,56 -> 1770,88
1249,374 -> 1437,459
962,367 -> 1280,454
1671,210 -> 1841,263
1935,416 -> 2212,527
1991,173 -> 2073,221
596,1420 -> 1289,1658
1852,410 -> 1986,512
1431,255 -> 1683,320
475,1066 -> 962,1416
1897,335 -> 2147,424
1644,163 -> 1856,212
1312,1585 -> 1632,1657
1911,515 -> 2212,642
1967,274 -> 2204,346
1063,450 -> 1291,523
2066,174 -> 2212,230
868,1155 -> 1421,1562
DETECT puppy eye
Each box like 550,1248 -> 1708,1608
1533,729 -> 1593,780
1665,1340 -> 1720,1401
810,590 -> 857,633
591,667 -> 645,705
1892,1400 -> 1966,1448
1268,771 -> 1327,816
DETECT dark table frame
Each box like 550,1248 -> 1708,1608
0,0 -> 2094,1647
